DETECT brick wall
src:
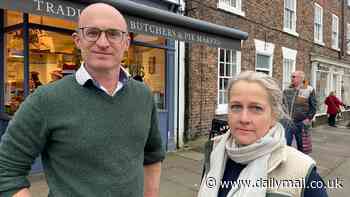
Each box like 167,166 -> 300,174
185,0 -> 350,137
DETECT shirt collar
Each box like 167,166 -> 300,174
75,63 -> 130,86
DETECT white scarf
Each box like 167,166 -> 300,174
197,123 -> 286,197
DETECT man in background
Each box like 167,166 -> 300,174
283,71 -> 317,153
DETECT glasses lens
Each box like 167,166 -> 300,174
106,29 -> 123,42
83,27 -> 100,41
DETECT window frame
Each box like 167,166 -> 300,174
217,0 -> 245,16
283,0 -> 298,37
216,48 -> 241,115
282,47 -> 297,90
314,3 -> 324,45
331,14 -> 339,50
254,39 -> 274,76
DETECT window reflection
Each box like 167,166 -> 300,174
4,10 -> 22,27
4,30 -> 24,114
29,14 -> 77,30
123,46 -> 166,109
3,28 -> 80,115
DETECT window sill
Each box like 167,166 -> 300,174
332,47 -> 340,51
217,4 -> 245,17
215,106 -> 228,115
314,40 -> 325,46
283,28 -> 299,37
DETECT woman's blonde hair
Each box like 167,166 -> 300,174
227,71 -> 288,120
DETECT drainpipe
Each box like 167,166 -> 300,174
340,0 -> 345,58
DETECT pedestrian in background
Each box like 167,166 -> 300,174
325,91 -> 345,127
0,3 -> 165,197
198,71 -> 327,197
283,71 -> 317,153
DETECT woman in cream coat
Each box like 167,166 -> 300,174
198,71 -> 328,197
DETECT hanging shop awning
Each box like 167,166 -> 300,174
0,0 -> 248,49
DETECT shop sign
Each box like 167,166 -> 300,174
0,0 -> 83,21
0,0 -> 241,49
127,16 -> 240,49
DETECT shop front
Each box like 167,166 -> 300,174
311,55 -> 350,122
0,0 -> 247,172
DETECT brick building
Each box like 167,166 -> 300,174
184,0 -> 350,138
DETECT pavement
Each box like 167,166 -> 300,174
27,120 -> 350,197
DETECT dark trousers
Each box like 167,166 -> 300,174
285,121 -> 304,151
328,114 -> 336,126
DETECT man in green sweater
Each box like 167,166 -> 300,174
0,3 -> 165,197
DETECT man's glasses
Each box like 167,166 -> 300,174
79,27 -> 127,43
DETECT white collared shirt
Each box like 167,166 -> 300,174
75,64 -> 130,96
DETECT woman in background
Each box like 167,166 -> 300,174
325,91 -> 345,127
198,71 -> 327,197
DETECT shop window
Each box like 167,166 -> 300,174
123,46 -> 166,110
29,29 -> 80,87
4,30 -> 24,115
315,71 -> 329,114
132,34 -> 166,46
216,48 -> 241,114
3,28 -> 80,115
4,10 -> 22,27
342,75 -> 350,106
29,14 -> 77,30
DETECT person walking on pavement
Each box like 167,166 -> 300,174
198,71 -> 327,197
0,3 -> 165,197
325,91 -> 345,127
283,71 -> 317,153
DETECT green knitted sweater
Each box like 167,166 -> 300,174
0,75 -> 165,197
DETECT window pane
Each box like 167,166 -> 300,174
126,46 -> 166,109
29,14 -> 77,30
220,49 -> 225,62
342,76 -> 350,105
219,78 -> 224,90
256,54 -> 270,69
220,63 -> 225,76
223,78 -> 229,89
5,10 -> 22,27
219,91 -> 225,104
226,63 -> 231,76
4,30 -> 24,115
226,50 -> 231,62
223,91 -> 228,104
29,29 -> 79,88
315,71 -> 329,113
283,59 -> 294,90
133,34 -> 166,46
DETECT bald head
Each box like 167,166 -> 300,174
79,3 -> 128,32
294,71 -> 305,80
291,70 -> 305,88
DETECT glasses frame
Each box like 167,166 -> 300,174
78,27 -> 127,43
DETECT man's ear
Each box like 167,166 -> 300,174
72,32 -> 81,49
